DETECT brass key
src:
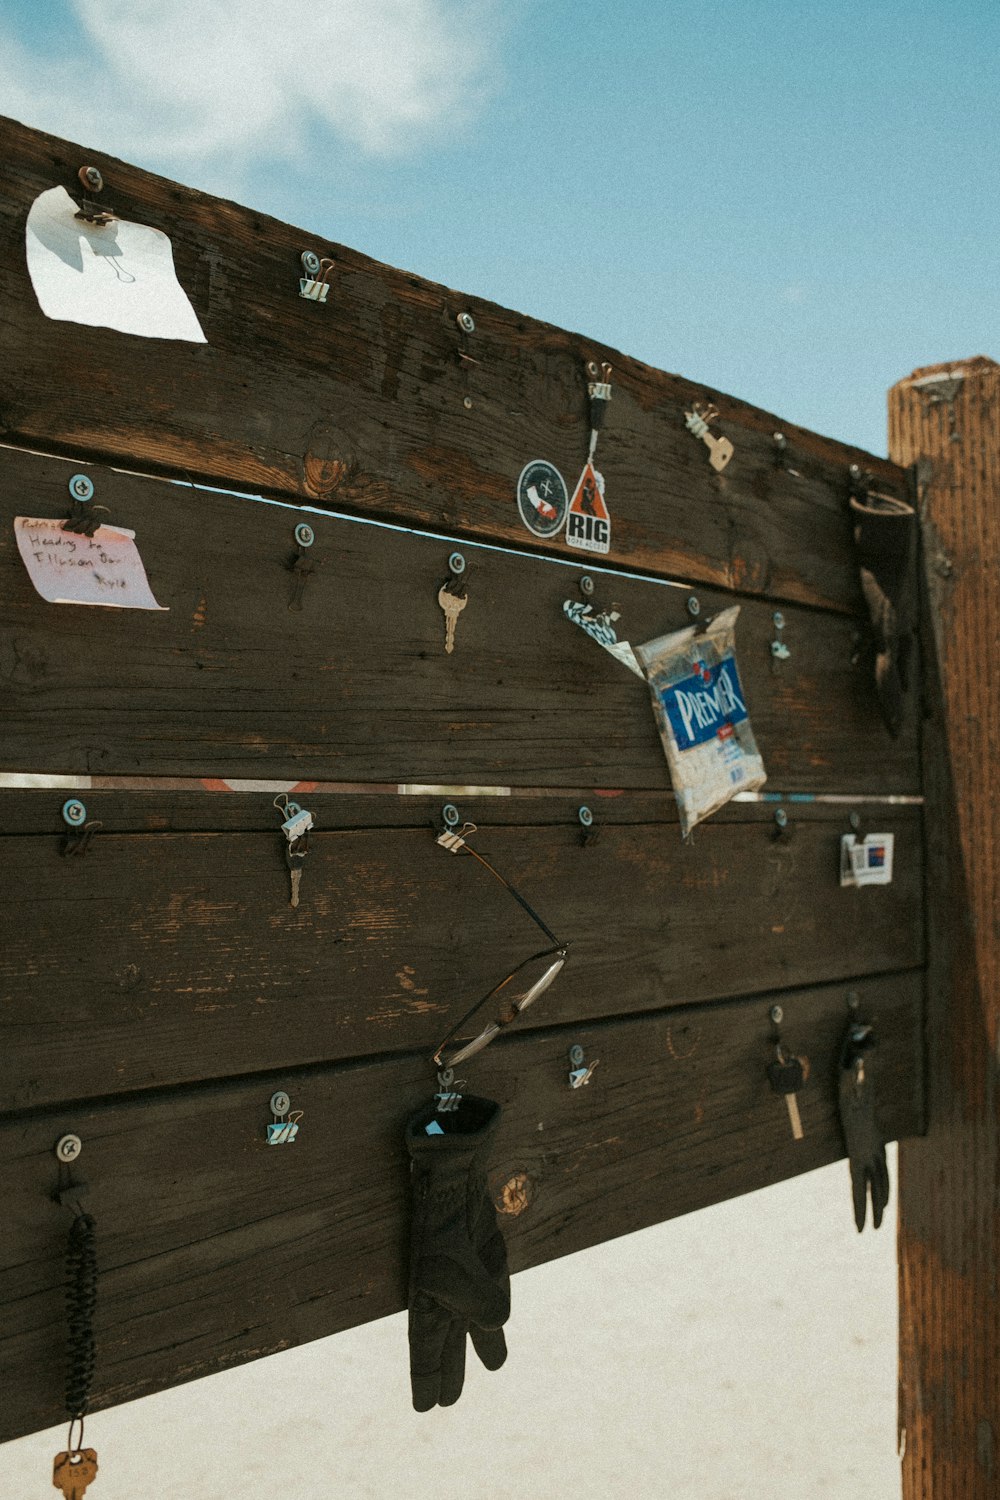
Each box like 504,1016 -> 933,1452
53,1448 -> 98,1500
438,585 -> 467,654
286,845 -> 306,907
767,1047 -> 810,1140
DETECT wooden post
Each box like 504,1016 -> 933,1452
889,357 -> 1000,1498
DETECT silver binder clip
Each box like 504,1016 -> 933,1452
299,251 -> 335,303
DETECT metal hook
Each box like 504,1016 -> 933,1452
288,521 -> 317,611
578,805 -> 599,847
60,799 -> 102,856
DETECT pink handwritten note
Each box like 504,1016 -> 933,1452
15,517 -> 168,610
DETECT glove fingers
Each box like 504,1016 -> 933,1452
850,1161 -> 868,1233
419,1250 -> 510,1331
409,1297 -> 460,1412
872,1150 -> 891,1228
436,1320 -> 468,1408
469,1322 -> 508,1372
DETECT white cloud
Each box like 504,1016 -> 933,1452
781,283 -> 809,305
0,0 -> 502,167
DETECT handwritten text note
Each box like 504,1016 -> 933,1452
15,517 -> 168,610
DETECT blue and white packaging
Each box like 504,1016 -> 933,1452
635,605 -> 766,837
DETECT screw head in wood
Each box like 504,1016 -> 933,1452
456,311 -> 475,334
569,1045 -> 585,1067
769,1005 -> 784,1026
578,805 -> 593,828
78,166 -> 103,192
463,396 -> 474,410
687,596 -> 701,618
294,522 -> 315,549
270,1091 -> 291,1117
301,251 -> 321,277
62,799 -> 87,828
55,1134 -> 82,1162
774,808 -> 788,830
69,474 -> 94,503
579,575 -> 595,597
442,803 -> 460,829
448,552 -> 466,576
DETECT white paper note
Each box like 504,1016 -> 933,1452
25,185 -> 206,342
15,517 -> 168,610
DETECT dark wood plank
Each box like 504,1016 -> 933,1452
0,810 -> 924,1110
0,971 -> 923,1442
890,358 -> 1000,1500
0,787 -> 921,837
0,115 -> 907,613
0,448 -> 919,788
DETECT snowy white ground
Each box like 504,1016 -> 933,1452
5,1148 -> 900,1500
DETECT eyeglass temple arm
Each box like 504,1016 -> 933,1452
460,845 -> 562,947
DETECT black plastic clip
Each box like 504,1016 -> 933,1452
61,474 -> 110,537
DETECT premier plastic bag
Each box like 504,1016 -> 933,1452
635,605 -> 766,837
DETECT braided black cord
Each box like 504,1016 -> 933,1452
65,1213 -> 97,1421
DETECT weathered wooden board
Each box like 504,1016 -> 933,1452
890,358 -> 1000,1499
0,449 -> 919,787
0,787 -> 919,836
0,807 -> 924,1111
0,114 -> 907,613
0,970 -> 923,1443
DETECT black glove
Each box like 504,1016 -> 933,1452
838,1024 -> 890,1232
850,490 -> 916,738
405,1095 -> 510,1411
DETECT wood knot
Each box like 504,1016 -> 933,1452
302,419 -> 355,499
495,1172 -> 533,1217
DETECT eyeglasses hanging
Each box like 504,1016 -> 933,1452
431,821 -> 569,1071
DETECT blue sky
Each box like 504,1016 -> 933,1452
2,0 -> 997,454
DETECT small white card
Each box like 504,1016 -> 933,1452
840,833 -> 894,887
15,516 -> 168,610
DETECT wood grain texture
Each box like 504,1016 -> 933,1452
0,448 -> 920,788
0,971 -> 923,1443
0,114 -> 907,612
890,358 -> 1000,1499
0,809 -> 924,1112
0,788 -> 920,837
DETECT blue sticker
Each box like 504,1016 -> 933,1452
660,656 -> 749,749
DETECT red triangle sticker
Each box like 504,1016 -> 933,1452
566,461 -> 611,554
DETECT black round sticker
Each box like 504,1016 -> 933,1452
516,460 -> 568,539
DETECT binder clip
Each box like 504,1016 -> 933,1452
267,1090 -> 303,1144
300,251 -> 335,303
74,165 -> 117,227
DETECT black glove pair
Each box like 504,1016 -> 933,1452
405,1095 -> 510,1411
850,489 -> 916,738
838,1023 -> 890,1232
